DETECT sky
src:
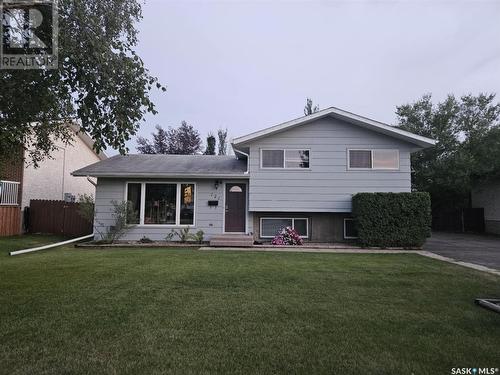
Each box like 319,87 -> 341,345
128,0 -> 500,153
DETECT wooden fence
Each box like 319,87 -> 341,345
0,206 -> 21,236
28,200 -> 93,237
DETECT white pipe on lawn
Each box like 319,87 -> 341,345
9,234 -> 94,256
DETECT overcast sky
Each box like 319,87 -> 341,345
128,0 -> 500,153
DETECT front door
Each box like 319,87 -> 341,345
225,183 -> 246,232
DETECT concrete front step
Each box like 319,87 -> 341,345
210,234 -> 254,247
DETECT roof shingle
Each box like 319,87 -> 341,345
72,154 -> 247,177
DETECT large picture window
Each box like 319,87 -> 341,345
145,184 -> 177,224
260,217 -> 309,238
126,182 -> 196,226
261,149 -> 310,169
348,149 -> 399,170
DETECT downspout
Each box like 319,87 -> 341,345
234,149 -> 250,174
86,176 -> 97,187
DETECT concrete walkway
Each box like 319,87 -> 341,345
199,246 -> 418,254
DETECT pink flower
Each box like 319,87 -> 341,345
271,226 -> 303,246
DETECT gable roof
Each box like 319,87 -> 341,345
69,124 -> 108,161
72,154 -> 247,178
232,106 -> 436,148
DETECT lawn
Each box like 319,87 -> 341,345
0,235 -> 499,374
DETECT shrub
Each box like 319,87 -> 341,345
139,236 -> 153,243
271,227 -> 304,246
352,192 -> 431,248
166,228 -> 204,243
192,230 -> 205,244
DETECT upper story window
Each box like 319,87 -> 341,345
348,149 -> 399,170
261,149 -> 310,169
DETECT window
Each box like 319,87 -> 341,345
262,150 -> 284,168
260,218 -> 309,238
372,150 -> 399,169
229,186 -> 243,193
180,184 -> 195,225
126,182 -> 196,226
349,150 -> 372,168
126,183 -> 141,224
261,149 -> 310,169
285,150 -> 310,168
145,184 -> 177,224
0,180 -> 19,206
344,218 -> 358,239
348,149 -> 399,170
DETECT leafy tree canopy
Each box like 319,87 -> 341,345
137,121 -> 202,155
0,0 -> 165,165
396,93 -> 500,210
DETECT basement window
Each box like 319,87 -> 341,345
344,218 -> 358,239
260,217 -> 309,238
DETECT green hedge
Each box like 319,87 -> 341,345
352,192 -> 432,248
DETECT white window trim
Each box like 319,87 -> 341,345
260,148 -> 311,170
259,217 -> 309,238
125,181 -> 197,227
343,218 -> 358,239
347,149 -> 400,171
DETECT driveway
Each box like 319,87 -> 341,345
424,232 -> 500,270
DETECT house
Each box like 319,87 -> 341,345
21,124 -> 107,208
72,107 -> 435,242
0,124 -> 106,236
472,177 -> 500,235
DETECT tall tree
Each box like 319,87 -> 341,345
0,0 -> 165,165
217,128 -> 228,155
204,133 -> 216,155
304,98 -> 319,116
136,121 -> 202,155
176,121 -> 202,155
396,93 -> 500,211
136,125 -> 168,154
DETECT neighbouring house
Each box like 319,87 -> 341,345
0,124 -> 106,236
72,107 -> 435,243
472,177 -> 500,235
21,124 -> 107,209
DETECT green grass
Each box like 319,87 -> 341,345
0,234 -> 67,253
0,235 -> 499,374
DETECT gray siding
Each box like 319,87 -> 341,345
94,178 -> 252,241
241,117 -> 414,212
